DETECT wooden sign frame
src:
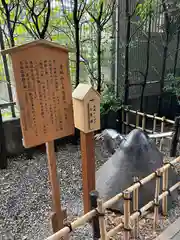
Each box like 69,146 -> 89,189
1,40 -> 74,148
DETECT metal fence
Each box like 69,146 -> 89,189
0,0 -> 113,120
0,0 -> 180,119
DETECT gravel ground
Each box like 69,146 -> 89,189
0,136 -> 180,240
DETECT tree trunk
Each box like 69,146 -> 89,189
124,0 -> 130,105
73,0 -> 80,87
158,1 -> 169,114
75,22 -> 80,87
114,0 -> 120,97
97,24 -> 102,93
140,11 -> 152,112
173,29 -> 180,77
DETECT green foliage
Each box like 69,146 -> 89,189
136,0 -> 160,21
164,73 -> 180,104
100,83 -> 122,115
0,0 -> 114,97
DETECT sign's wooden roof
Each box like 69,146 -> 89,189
1,39 -> 72,55
72,83 -> 100,100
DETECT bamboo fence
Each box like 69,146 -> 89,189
120,106 -> 179,153
45,156 -> 180,240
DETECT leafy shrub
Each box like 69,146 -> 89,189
100,83 -> 122,115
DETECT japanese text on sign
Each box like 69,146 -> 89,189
16,56 -> 74,147
88,99 -> 97,130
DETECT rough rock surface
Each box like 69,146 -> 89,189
96,129 -> 178,213
95,129 -> 125,155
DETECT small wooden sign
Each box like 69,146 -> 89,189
72,83 -> 100,133
2,40 -> 74,148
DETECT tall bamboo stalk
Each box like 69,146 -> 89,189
153,169 -> 161,232
123,190 -> 131,240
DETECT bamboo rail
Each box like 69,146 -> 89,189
120,106 -> 177,153
45,156 -> 180,240
121,107 -> 174,124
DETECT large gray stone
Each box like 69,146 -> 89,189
96,129 -> 178,213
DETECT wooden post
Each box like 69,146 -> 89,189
142,113 -> 146,131
133,177 -> 139,238
160,116 -> 165,151
0,108 -> 7,169
81,131 -> 95,213
97,199 -> 107,240
123,190 -> 131,240
170,117 -> 180,157
136,110 -> 140,129
153,169 -> 161,232
90,191 -> 100,240
46,141 -> 66,233
162,159 -> 169,216
153,113 -> 157,133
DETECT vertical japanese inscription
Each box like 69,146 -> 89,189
88,99 -> 97,130
18,55 -> 71,146
59,64 -> 68,121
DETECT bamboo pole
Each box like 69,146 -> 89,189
133,177 -> 139,238
162,159 -> 169,216
97,199 -> 107,240
123,108 -> 174,124
142,113 -> 146,131
123,190 -> 131,240
160,116 -> 165,151
104,192 -> 123,209
136,110 -> 140,128
153,113 -> 157,133
45,174 -> 180,240
126,156 -> 180,194
153,169 -> 161,232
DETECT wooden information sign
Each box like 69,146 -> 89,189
1,39 -> 74,148
1,39 -> 75,233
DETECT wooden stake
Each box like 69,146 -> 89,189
153,169 -> 161,232
46,141 -> 65,232
90,191 -> 101,239
123,190 -> 131,240
97,199 -> 107,240
162,160 -> 169,216
80,131 -> 95,214
133,177 -> 139,238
